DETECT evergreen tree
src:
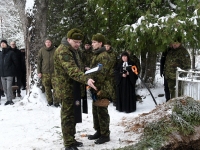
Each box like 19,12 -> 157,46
47,0 -> 87,46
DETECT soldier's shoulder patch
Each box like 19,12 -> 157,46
63,55 -> 69,61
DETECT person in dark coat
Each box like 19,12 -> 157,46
116,51 -> 137,113
81,39 -> 93,68
160,44 -> 172,102
0,40 -> 19,105
10,41 -> 23,98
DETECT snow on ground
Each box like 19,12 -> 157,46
0,74 -> 166,150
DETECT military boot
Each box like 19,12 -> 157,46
88,130 -> 101,140
73,140 -> 83,147
65,146 -> 78,150
94,135 -> 110,144
47,101 -> 53,106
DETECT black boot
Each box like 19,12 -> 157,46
95,135 -> 110,144
73,140 -> 83,147
47,102 -> 53,106
5,100 -> 14,105
54,103 -> 60,108
65,146 -> 78,150
88,130 -> 101,140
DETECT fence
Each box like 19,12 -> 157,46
176,68 -> 200,100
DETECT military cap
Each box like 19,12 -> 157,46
92,33 -> 105,45
104,39 -> 111,45
84,39 -> 92,45
67,28 -> 83,40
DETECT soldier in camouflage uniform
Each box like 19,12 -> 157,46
53,28 -> 96,150
164,36 -> 191,98
81,39 -> 93,108
37,38 -> 59,107
104,40 -> 118,106
88,33 -> 111,144
81,39 -> 93,68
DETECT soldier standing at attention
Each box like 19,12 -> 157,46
88,33 -> 111,144
37,38 -> 59,107
82,39 -> 93,69
53,28 -> 96,150
164,36 -> 191,98
104,40 -> 118,106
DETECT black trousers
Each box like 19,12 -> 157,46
164,76 -> 170,101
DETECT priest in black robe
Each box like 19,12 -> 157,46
116,51 -> 137,113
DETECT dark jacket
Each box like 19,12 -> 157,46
0,47 -> 19,77
11,47 -> 23,75
160,46 -> 172,77
116,59 -> 137,113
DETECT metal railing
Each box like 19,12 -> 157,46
176,68 -> 200,100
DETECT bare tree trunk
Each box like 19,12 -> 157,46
140,45 -> 157,87
141,50 -> 147,79
144,50 -> 157,85
13,0 -> 48,94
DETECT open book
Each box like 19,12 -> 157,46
85,63 -> 103,74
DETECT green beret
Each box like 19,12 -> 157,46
67,28 -> 83,40
92,33 -> 105,45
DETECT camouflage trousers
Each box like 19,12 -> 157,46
167,78 -> 182,99
92,103 -> 110,136
61,98 -> 76,147
42,73 -> 59,104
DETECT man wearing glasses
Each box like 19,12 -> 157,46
54,28 -> 96,150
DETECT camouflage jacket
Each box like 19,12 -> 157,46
106,48 -> 118,77
164,45 -> 191,80
90,47 -> 112,98
54,37 -> 90,99
81,48 -> 93,68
